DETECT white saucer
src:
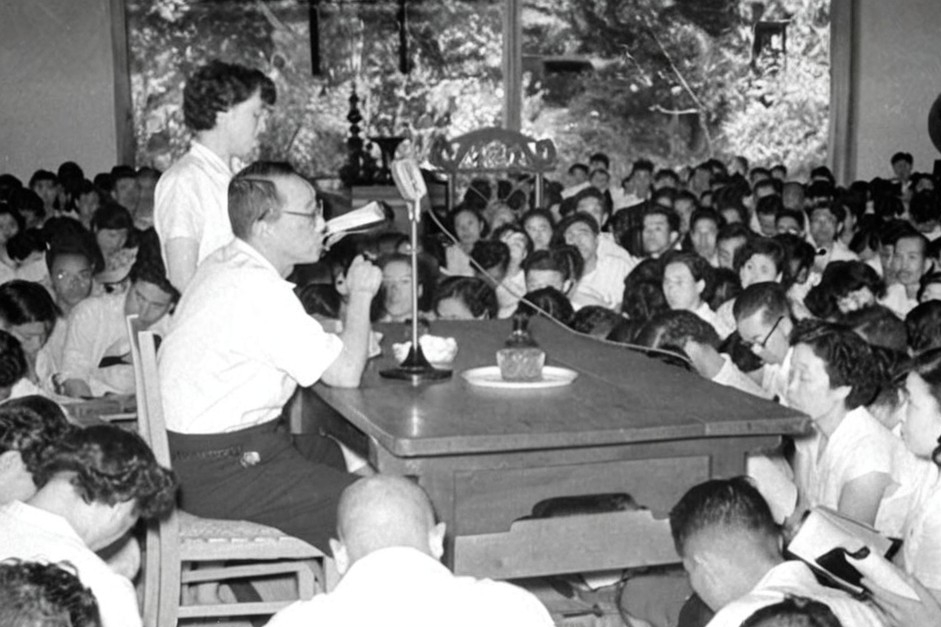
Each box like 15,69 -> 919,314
460,365 -> 579,389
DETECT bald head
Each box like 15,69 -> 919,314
335,475 -> 440,565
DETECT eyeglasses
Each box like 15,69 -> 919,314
281,199 -> 324,222
746,315 -> 784,350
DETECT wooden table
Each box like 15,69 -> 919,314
313,318 -> 810,579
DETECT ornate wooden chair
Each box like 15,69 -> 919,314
126,315 -> 335,625
428,127 -> 558,210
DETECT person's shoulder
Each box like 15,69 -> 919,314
265,595 -> 332,627
457,577 -> 554,626
68,294 -> 114,321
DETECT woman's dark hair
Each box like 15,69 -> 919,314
661,250 -> 716,304
432,276 -> 498,320
622,280 -> 669,322
183,60 -> 276,132
377,252 -> 437,315
710,267 -> 742,310
470,240 -> 510,277
571,306 -> 622,338
34,425 -> 177,520
918,271 -> 941,302
0,280 -> 60,331
607,318 -> 645,345
42,218 -> 104,274
515,287 -> 575,326
90,203 -> 133,233
734,237 -> 788,280
907,301 -> 941,353
0,201 -> 25,233
0,402 -> 73,476
0,330 -> 27,388
130,230 -> 179,303
295,283 -> 341,319
0,560 -> 101,627
6,228 -> 46,263
492,223 -> 534,259
520,208 -> 555,232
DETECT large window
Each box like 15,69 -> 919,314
127,0 -> 829,182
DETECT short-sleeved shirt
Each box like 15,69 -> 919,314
0,501 -> 142,627
706,561 -> 883,627
159,239 -> 343,434
902,465 -> 941,589
570,253 -> 636,311
154,142 -> 235,267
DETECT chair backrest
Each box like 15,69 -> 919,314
125,314 -> 179,626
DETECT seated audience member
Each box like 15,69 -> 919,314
520,209 -> 554,252
787,321 -> 920,534
687,208 -> 722,267
8,188 -> 46,231
159,163 -> 380,552
516,287 -> 575,327
45,246 -> 95,318
0,280 -> 64,395
918,271 -> 941,303
775,208 -> 806,238
470,240 -> 510,285
669,477 -> 883,627
561,162 -> 591,199
734,283 -> 795,402
816,261 -> 886,316
444,205 -> 487,275
715,238 -> 787,338
895,348 -> 941,599
842,305 -> 909,353
661,251 -> 719,333
377,253 -> 428,323
642,206 -> 681,259
654,168 -> 680,191
618,159 -> 654,209
740,596 -> 844,627
433,276 -> 497,321
907,301 -> 941,353
0,331 -> 29,400
59,240 -> 177,398
133,167 -> 160,230
673,190 -> 699,236
492,224 -> 532,318
556,212 -> 635,310
754,196 -> 782,237
0,403 -> 73,504
0,559 -> 100,627
90,204 -> 137,294
910,190 -> 941,241
884,232 -> 932,318
155,60 -> 277,292
296,283 -> 342,322
0,203 -> 24,282
716,222 -> 753,270
571,305 -> 622,338
266,476 -> 554,627
109,166 -> 139,215
775,233 -> 817,314
808,202 -> 857,274
637,310 -> 768,399
0,425 -> 176,627
8,228 -> 50,283
28,170 -> 58,217
709,268 -> 741,312
522,246 -> 580,297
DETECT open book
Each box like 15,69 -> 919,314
787,506 -> 917,599
324,201 -> 386,235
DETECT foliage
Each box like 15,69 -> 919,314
127,0 -> 830,184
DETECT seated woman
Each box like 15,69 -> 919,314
59,235 -> 177,398
443,205 -> 488,276
375,253 -> 434,323
0,331 -> 30,400
515,287 -> 575,327
520,208 -> 554,252
714,237 -> 787,338
787,321 -> 922,534
90,204 -> 137,296
661,251 -> 720,334
0,280 -> 64,396
491,224 -> 532,319
8,229 -> 49,283
0,203 -> 24,285
432,276 -> 497,320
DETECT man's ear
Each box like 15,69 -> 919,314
669,231 -> 680,246
330,537 -> 350,576
695,279 -> 706,296
427,522 -> 446,561
562,279 -> 574,295
833,384 -> 852,404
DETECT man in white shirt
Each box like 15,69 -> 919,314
808,203 -> 858,274
557,213 -> 635,310
155,60 -> 276,292
560,163 -> 591,199
266,475 -> 554,627
159,162 -> 381,552
734,282 -> 796,403
883,232 -> 931,318
0,425 -> 177,627
669,477 -> 884,627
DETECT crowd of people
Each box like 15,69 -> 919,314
0,58 -> 940,627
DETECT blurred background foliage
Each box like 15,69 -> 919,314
128,0 -> 829,185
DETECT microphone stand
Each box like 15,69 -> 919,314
380,195 -> 452,384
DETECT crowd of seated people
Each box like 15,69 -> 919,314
4,72 -> 941,626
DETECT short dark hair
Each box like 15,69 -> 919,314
717,222 -> 753,245
756,194 -> 784,218
35,425 -> 177,520
516,287 -> 575,326
622,280 -> 669,322
0,403 -> 73,476
228,161 -> 298,240
523,246 -> 583,283
568,163 -> 589,177
820,260 -> 886,301
643,205 -> 680,233
0,560 -> 100,627
740,596 -> 844,627
689,207 -> 721,232
90,203 -> 133,232
129,230 -> 179,303
0,331 -> 27,388
553,212 -> 600,248
733,282 -> 790,324
470,240 -> 510,276
183,59 -> 276,132
0,279 -> 60,331
734,237 -> 786,277
492,223 -> 534,259
906,301 -> 941,353
432,276 -> 498,320
891,152 -> 913,166
775,208 -> 806,231
630,159 -> 655,175
662,250 -> 716,303
790,320 -> 880,409
669,476 -> 778,557
571,306 -> 622,338
28,170 -> 57,189
637,309 -> 720,351
588,153 -> 610,169
842,305 -> 908,353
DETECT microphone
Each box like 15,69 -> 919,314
390,158 -> 428,222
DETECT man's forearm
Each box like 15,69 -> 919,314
323,292 -> 372,387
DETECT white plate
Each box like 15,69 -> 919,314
461,365 -> 578,389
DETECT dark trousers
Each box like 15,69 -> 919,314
167,419 -> 355,552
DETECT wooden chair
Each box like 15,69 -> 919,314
126,315 -> 334,626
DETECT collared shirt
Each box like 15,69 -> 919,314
903,465 -> 941,590
761,346 -> 794,405
160,239 -> 343,434
265,546 -> 554,627
713,354 -> 770,399
706,561 -> 883,627
0,501 -> 141,627
812,239 -> 858,274
693,302 -> 722,336
880,282 -> 918,319
154,141 -> 235,267
496,269 -> 526,319
570,253 -> 635,311
61,293 -> 169,397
